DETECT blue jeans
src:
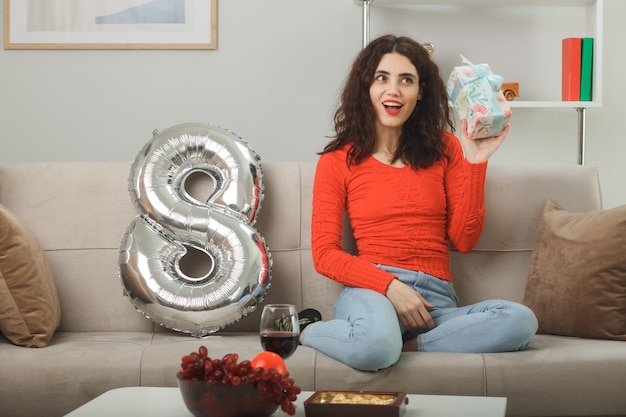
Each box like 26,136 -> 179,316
301,264 -> 538,371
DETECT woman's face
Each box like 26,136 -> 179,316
369,52 -> 421,133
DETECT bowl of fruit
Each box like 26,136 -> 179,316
177,346 -> 301,417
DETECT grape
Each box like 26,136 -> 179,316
178,345 -> 301,416
198,345 -> 208,358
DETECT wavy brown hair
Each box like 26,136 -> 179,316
321,34 -> 454,168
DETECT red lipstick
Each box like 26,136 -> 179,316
383,100 -> 403,116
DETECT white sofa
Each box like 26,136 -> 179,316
0,161 -> 625,417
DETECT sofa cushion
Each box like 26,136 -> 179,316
0,204 -> 61,347
523,199 -> 626,341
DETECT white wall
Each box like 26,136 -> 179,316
1,0 -> 624,208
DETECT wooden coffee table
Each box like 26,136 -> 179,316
64,386 -> 507,417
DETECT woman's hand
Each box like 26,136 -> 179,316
386,279 -> 435,331
458,119 -> 510,164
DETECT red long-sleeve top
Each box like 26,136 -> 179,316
311,132 -> 487,295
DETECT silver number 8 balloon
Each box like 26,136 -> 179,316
118,123 -> 272,337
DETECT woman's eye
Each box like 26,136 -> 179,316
401,77 -> 414,84
375,74 -> 386,82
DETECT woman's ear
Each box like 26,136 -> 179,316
417,82 -> 426,100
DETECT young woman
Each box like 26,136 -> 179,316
300,35 -> 538,371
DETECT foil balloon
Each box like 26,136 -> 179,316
118,123 -> 272,337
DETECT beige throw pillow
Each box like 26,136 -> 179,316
0,204 -> 61,347
523,199 -> 626,341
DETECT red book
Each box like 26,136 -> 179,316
562,37 -> 582,101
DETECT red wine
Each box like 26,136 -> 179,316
260,332 -> 299,359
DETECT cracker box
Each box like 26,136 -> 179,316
447,55 -> 512,139
304,390 -> 408,417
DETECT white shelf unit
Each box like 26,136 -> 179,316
354,0 -> 603,164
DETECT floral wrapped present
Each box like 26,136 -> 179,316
447,55 -> 512,139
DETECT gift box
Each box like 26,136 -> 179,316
447,55 -> 512,139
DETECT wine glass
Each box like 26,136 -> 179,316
259,304 -> 300,359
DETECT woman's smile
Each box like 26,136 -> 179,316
383,99 -> 404,116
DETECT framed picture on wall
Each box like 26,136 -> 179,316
4,0 -> 217,50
